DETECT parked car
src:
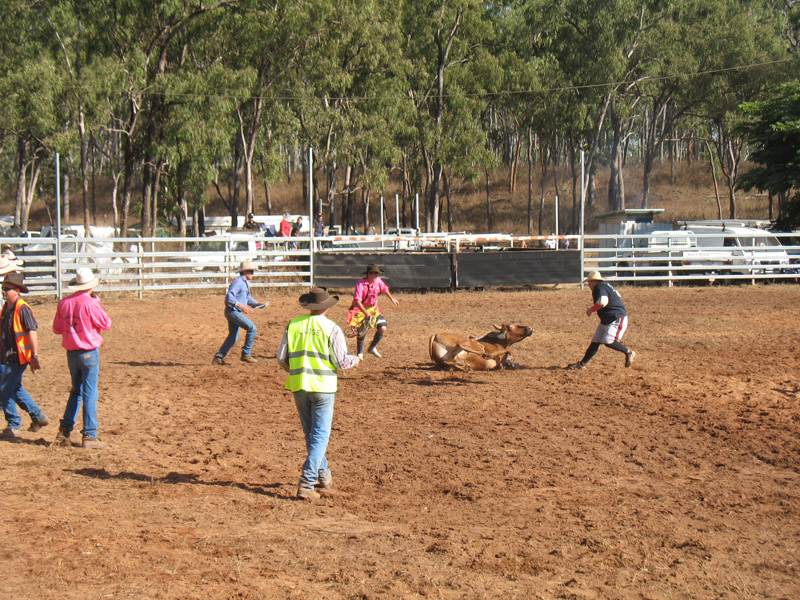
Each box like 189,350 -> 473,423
188,235 -> 261,272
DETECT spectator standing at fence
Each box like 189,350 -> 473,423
291,217 -> 303,237
346,264 -> 399,359
277,287 -> 360,500
279,213 -> 293,237
313,214 -> 326,237
52,268 -> 112,449
0,272 -> 48,439
566,271 -> 635,370
213,261 -> 265,365
243,213 -> 260,230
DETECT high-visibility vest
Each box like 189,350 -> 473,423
284,315 -> 338,393
12,299 -> 34,364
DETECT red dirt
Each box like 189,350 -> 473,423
1,284 -> 799,599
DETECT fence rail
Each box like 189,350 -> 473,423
3,230 -> 798,297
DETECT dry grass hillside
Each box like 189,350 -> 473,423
8,160 -> 775,236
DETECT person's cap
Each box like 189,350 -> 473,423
248,213 -> 254,219
68,267 -> 100,291
362,263 -> 383,275
283,212 -> 290,217
299,287 -> 339,310
584,271 -> 604,282
238,261 -> 257,273
2,272 -> 28,293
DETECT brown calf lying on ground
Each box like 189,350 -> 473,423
428,323 -> 533,371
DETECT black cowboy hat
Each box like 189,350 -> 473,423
3,272 -> 28,293
299,287 -> 339,310
362,264 -> 384,275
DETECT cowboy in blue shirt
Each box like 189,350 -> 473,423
212,261 -> 267,365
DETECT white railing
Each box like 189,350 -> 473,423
582,232 -> 800,284
3,230 -> 797,296
9,235 -> 313,297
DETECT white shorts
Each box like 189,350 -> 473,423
592,316 -> 628,345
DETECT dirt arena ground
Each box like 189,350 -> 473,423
1,284 -> 799,599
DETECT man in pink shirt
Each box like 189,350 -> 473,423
346,264 -> 399,359
52,268 -> 112,449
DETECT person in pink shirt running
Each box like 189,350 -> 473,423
52,268 -> 112,449
346,264 -> 399,359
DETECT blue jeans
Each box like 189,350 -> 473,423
60,348 -> 100,438
1,362 -> 46,430
293,391 -> 335,486
215,308 -> 257,358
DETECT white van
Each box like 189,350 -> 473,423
681,226 -> 790,274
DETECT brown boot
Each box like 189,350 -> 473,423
53,427 -> 71,447
240,355 -> 258,364
297,482 -> 320,500
82,436 -> 108,450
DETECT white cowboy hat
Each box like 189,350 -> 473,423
68,267 -> 100,291
0,256 -> 20,276
584,271 -> 604,282
238,261 -> 257,273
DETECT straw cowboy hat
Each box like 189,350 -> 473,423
68,267 -> 100,291
299,287 -> 339,311
3,272 -> 28,293
584,271 -> 604,282
362,263 -> 384,275
238,261 -> 257,273
0,256 -> 20,276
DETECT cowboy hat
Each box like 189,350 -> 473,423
362,263 -> 383,275
2,272 -> 28,293
0,256 -> 20,276
299,287 -> 339,311
68,267 -> 100,291
238,261 -> 257,273
584,271 -> 604,282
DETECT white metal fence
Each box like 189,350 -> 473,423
4,230 -> 798,297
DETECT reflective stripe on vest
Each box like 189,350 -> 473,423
284,315 -> 338,393
12,299 -> 33,364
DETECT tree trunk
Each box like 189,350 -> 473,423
527,129 -> 534,235
485,169 -> 492,233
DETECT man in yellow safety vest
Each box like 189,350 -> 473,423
277,287 -> 361,500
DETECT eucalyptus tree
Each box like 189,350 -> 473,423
293,0 -> 408,234
738,83 -> 800,229
401,0 -> 497,232
84,0 -> 236,237
689,0 -> 791,219
217,0 -> 316,226
0,1 -> 63,231
529,0 -> 659,211
48,2 -> 125,234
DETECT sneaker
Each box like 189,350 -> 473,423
241,355 -> 258,364
53,427 -> 71,447
28,416 -> 50,432
566,362 -> 585,370
369,347 -> 382,358
357,353 -> 364,360
212,356 -> 225,366
297,484 -> 320,500
625,350 -> 636,368
82,436 -> 108,450
1,427 -> 17,439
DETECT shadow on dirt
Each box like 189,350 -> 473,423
69,467 -> 287,498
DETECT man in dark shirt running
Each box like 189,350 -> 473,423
566,271 -> 635,370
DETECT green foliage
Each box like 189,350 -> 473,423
738,83 -> 800,229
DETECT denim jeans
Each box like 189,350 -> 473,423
1,362 -> 46,430
60,348 -> 100,438
215,308 -> 257,358
293,391 -> 335,486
